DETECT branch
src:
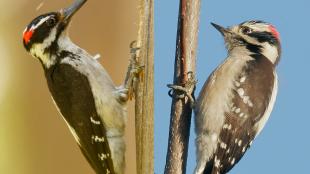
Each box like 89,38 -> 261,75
164,0 -> 201,173
135,0 -> 154,173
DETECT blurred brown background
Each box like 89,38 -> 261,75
0,0 -> 138,173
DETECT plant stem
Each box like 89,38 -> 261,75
164,0 -> 201,173
135,0 -> 154,173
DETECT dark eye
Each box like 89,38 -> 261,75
46,18 -> 56,26
241,27 -> 253,34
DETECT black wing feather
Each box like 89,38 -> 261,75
209,56 -> 275,174
44,63 -> 115,174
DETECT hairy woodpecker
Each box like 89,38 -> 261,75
194,21 -> 281,174
22,1 -> 137,173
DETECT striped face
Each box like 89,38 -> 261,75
231,20 -> 280,46
23,12 -> 61,51
23,0 -> 86,55
214,20 -> 281,65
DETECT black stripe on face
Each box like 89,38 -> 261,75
246,43 -> 262,54
24,12 -> 59,51
248,31 -> 278,45
238,37 -> 263,55
44,23 -> 66,54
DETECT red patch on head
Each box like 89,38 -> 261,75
23,30 -> 33,44
268,25 -> 280,41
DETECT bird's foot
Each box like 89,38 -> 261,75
167,72 -> 197,108
115,87 -> 129,103
122,41 -> 144,101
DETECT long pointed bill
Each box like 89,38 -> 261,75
211,22 -> 230,36
62,0 -> 87,22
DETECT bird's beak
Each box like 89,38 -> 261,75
211,22 -> 231,36
61,0 -> 87,23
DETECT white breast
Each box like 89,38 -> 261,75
194,54 -> 253,174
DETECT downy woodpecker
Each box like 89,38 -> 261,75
194,21 -> 281,174
22,0 -> 137,173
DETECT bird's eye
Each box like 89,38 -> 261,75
241,27 -> 253,34
46,18 -> 56,26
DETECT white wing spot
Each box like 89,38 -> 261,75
242,146 -> 246,152
231,158 -> 235,165
214,156 -> 221,168
241,95 -> 254,107
248,101 -> 254,107
235,81 -> 241,87
220,142 -> 227,149
228,124 -> 232,130
249,140 -> 253,146
226,148 -> 230,154
240,76 -> 246,83
98,153 -> 108,160
235,108 -> 240,113
239,113 -> 244,117
237,88 -> 245,96
231,106 -> 236,112
238,140 -> 242,146
223,124 -> 229,129
243,96 -> 249,103
90,116 -> 101,125
92,135 -> 105,143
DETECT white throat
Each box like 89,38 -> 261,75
29,29 -> 77,68
30,27 -> 57,68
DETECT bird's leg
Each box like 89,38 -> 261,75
167,72 -> 197,108
116,41 -> 144,103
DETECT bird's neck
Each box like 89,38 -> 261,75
56,35 -> 80,54
228,46 -> 257,61
31,34 -> 81,69
229,44 -> 278,65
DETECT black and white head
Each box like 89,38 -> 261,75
23,0 -> 86,67
211,20 -> 281,65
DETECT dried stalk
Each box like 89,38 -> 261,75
135,0 -> 154,173
164,0 -> 201,173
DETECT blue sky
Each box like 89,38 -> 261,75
155,0 -> 310,173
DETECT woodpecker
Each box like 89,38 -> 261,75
194,21 -> 281,174
22,1 -> 137,173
